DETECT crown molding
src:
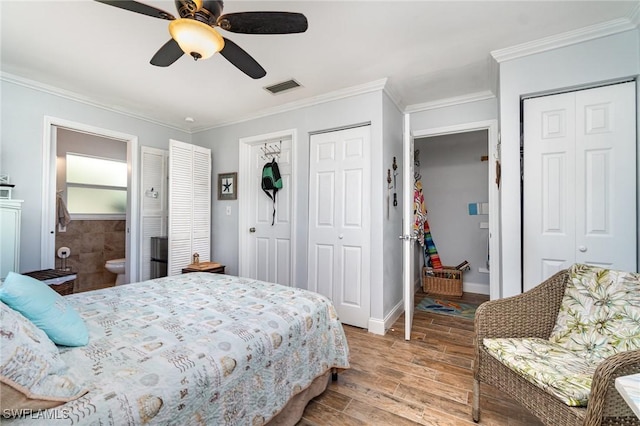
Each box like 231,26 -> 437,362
197,78 -> 389,131
381,80 -> 405,113
629,3 -> 640,28
491,16 -> 638,63
404,91 -> 495,114
3,70 -> 390,133
1,72 -> 190,133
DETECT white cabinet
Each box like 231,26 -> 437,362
0,200 -> 23,280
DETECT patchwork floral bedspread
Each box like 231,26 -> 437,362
9,273 -> 350,425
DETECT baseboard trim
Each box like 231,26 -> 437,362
367,318 -> 385,335
368,280 -> 489,335
368,298 -> 404,336
463,281 -> 490,295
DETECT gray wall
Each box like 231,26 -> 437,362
1,75 -> 404,329
381,92 -> 404,322
416,130 -> 490,292
498,29 -> 640,297
0,79 -> 191,274
193,89 -> 396,325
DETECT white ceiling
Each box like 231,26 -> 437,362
1,1 -> 638,132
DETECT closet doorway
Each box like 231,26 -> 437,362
413,120 -> 499,299
41,117 -> 139,288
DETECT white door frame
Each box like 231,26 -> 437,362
413,120 -> 500,300
41,116 -> 139,282
238,129 -> 297,282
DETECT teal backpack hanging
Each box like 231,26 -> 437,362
261,159 -> 283,225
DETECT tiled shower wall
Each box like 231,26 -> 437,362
55,220 -> 125,293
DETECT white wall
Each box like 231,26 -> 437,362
498,29 -> 640,297
410,97 -> 497,130
0,79 -> 192,274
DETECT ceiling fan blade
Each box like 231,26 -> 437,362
150,39 -> 184,67
217,12 -> 308,34
219,38 -> 266,79
94,0 -> 175,20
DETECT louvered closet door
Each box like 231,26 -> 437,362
168,140 -> 211,276
140,146 -> 168,281
191,146 -> 211,262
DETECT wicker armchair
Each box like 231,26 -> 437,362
472,269 -> 640,426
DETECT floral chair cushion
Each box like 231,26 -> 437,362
483,337 -> 597,406
549,264 -> 640,363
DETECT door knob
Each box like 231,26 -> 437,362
249,227 -> 256,233
578,245 -> 587,252
338,234 -> 344,239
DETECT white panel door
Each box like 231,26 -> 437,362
140,146 -> 167,281
524,82 -> 636,290
308,126 -> 371,328
574,84 -> 636,269
247,138 -> 292,285
402,114 -> 416,341
168,140 -> 211,276
524,92 -> 576,288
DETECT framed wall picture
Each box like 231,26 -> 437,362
218,172 -> 237,200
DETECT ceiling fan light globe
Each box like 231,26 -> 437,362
169,18 -> 224,60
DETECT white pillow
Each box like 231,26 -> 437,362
0,301 -> 86,410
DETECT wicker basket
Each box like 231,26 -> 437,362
23,269 -> 76,296
422,266 -> 463,297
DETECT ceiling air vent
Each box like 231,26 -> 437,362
264,79 -> 301,95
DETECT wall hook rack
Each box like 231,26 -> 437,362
260,141 -> 282,162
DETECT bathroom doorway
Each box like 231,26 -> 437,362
41,117 -> 139,292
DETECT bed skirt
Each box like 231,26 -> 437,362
266,370 -> 332,425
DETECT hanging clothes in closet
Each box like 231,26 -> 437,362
412,150 -> 443,269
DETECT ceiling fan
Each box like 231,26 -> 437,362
95,0 -> 308,79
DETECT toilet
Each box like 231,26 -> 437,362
105,258 -> 126,285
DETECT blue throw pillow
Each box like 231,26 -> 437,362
0,272 -> 88,346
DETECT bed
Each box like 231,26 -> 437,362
0,272 -> 350,425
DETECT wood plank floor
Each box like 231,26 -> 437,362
299,290 -> 543,425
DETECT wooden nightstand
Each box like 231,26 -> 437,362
182,263 -> 225,274
23,269 -> 76,296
